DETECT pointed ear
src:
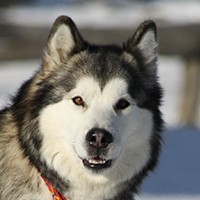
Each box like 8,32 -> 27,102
43,15 -> 86,71
124,20 -> 158,66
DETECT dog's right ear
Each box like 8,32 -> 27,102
43,16 -> 86,72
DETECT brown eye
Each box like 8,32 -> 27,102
72,96 -> 85,107
115,99 -> 130,110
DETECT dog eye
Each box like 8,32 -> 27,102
115,99 -> 130,110
72,96 -> 85,107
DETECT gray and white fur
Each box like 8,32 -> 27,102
0,16 -> 163,200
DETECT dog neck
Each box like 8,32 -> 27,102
42,176 -> 67,200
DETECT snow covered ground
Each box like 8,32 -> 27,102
0,57 -> 200,200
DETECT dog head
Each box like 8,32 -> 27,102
16,16 -> 163,196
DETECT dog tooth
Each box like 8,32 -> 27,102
88,159 -> 106,164
100,160 -> 106,164
88,159 -> 96,164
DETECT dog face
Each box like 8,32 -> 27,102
16,16 -> 162,195
39,75 -> 153,182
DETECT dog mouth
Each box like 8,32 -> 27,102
82,157 -> 112,170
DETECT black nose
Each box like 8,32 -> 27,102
86,128 -> 113,149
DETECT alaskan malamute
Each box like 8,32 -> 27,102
0,16 -> 163,200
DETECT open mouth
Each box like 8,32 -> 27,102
82,157 -> 112,170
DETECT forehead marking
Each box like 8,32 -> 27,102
70,76 -> 128,100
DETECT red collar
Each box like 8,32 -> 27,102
42,176 -> 67,200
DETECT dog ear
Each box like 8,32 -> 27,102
43,15 -> 86,71
123,20 -> 158,70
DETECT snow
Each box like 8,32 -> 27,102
158,56 -> 185,126
0,59 -> 39,107
1,1 -> 200,28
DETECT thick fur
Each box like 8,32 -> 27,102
0,16 -> 163,200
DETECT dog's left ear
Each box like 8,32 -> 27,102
43,15 -> 86,71
123,20 -> 158,70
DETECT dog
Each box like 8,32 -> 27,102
0,16 -> 163,200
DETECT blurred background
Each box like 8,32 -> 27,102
0,0 -> 200,199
